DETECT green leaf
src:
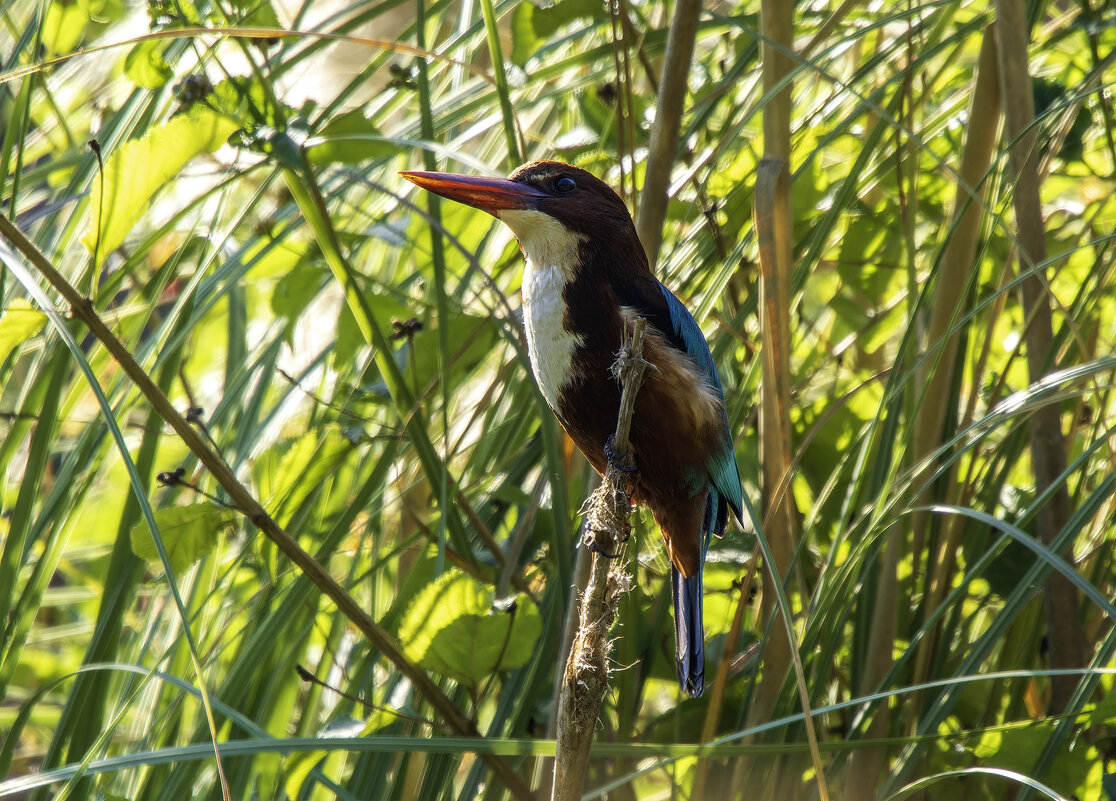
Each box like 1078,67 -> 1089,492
306,109 -> 396,167
382,544 -> 438,635
124,40 -> 173,88
225,0 -> 281,27
129,503 -> 236,573
333,290 -> 412,375
405,312 -> 499,391
42,2 -> 88,55
232,124 -> 306,169
1090,687 -> 1116,725
254,425 -> 354,527
511,0 -> 604,66
836,209 -> 898,300
967,721 -> 1102,800
82,109 -> 238,259
282,750 -> 328,800
271,260 -> 326,324
206,77 -> 272,121
0,299 -> 47,366
398,571 -> 542,686
510,3 -> 542,67
358,311 -> 499,400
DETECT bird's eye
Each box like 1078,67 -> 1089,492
555,176 -> 576,193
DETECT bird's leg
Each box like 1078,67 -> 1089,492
604,433 -> 637,473
583,450 -> 636,558
583,534 -> 620,559
584,517 -> 631,558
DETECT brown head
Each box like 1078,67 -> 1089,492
401,160 -> 650,282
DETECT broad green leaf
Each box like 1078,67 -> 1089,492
282,750 -> 328,800
306,109 -> 396,166
384,544 -> 439,635
399,571 -> 542,686
124,40 -> 173,88
836,210 -> 899,301
1090,687 -> 1116,725
246,236 -> 311,282
0,299 -> 47,366
207,77 -> 273,121
254,425 -> 354,526
706,147 -> 759,200
510,0 -> 604,66
271,260 -> 327,324
510,3 -> 542,68
226,0 -> 281,28
406,312 -> 498,391
129,503 -> 237,573
828,293 -> 870,337
232,124 -> 305,170
333,290 -> 411,375
42,2 -> 88,55
358,311 -> 499,399
969,722 -> 1102,800
82,108 -> 238,259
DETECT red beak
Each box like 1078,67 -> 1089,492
400,171 -> 547,216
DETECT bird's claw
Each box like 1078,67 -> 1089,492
584,533 -> 620,559
604,434 -> 637,473
583,523 -> 630,559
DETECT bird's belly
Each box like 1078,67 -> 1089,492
522,259 -> 583,412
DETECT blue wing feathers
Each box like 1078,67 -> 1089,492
616,277 -> 743,697
657,283 -> 744,533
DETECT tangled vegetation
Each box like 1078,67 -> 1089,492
1,0 -> 1114,798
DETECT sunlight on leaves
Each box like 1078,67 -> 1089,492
124,41 -> 174,89
129,502 -> 237,573
0,299 -> 47,366
399,571 -> 541,686
82,108 -> 238,260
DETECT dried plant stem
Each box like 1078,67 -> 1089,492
992,0 -> 1083,712
909,23 -> 1001,699
752,2 -> 798,720
636,0 -> 703,267
552,318 -> 648,801
745,0 -> 796,750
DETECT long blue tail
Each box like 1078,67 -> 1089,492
672,566 -> 704,696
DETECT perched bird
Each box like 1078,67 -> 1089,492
401,160 -> 742,696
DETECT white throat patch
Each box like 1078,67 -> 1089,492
498,209 -> 585,413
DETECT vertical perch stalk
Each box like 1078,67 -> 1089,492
992,0 -> 1083,712
552,319 -> 649,801
748,0 -> 797,734
636,0 -> 703,268
909,23 -> 1002,696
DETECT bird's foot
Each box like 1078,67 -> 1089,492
584,532 -> 620,559
604,434 -> 636,473
583,521 -> 631,559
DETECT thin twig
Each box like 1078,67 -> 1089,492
635,0 -> 703,268
552,318 -> 648,801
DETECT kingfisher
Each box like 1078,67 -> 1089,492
401,160 -> 743,696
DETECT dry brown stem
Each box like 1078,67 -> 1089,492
551,318 -> 648,801
992,0 -> 1084,712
